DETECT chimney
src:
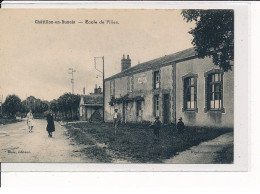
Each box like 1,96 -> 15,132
83,87 -> 85,95
97,86 -> 102,94
121,54 -> 131,72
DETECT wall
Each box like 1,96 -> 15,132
160,65 -> 174,123
104,65 -> 174,123
80,106 -> 103,121
104,57 -> 234,127
175,57 -> 234,128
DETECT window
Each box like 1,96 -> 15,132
110,80 -> 115,97
153,95 -> 159,117
136,101 -> 142,116
205,70 -> 224,111
153,71 -> 160,89
183,75 -> 197,111
127,76 -> 134,93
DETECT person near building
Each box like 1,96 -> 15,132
177,117 -> 185,134
151,116 -> 162,138
113,109 -> 119,135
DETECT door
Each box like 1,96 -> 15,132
136,100 -> 142,122
163,94 -> 170,124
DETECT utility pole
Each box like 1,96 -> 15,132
0,95 -> 3,116
68,68 -> 76,94
94,56 -> 105,122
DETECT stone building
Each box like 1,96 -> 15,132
104,48 -> 234,128
79,86 -> 103,121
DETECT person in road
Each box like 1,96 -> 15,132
177,117 -> 185,134
46,111 -> 55,137
26,110 -> 34,133
113,108 -> 119,135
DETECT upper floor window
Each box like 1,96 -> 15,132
127,76 -> 134,93
110,80 -> 115,97
153,71 -> 160,89
183,75 -> 197,111
205,70 -> 224,112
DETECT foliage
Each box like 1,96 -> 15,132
214,144 -> 234,164
36,101 -> 49,114
109,96 -> 116,106
3,94 -> 22,117
50,100 -> 59,113
3,92 -> 81,120
21,96 -> 49,115
57,93 -> 81,120
181,9 -> 234,72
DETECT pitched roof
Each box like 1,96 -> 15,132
105,47 -> 196,81
82,95 -> 103,105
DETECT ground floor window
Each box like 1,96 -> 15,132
153,95 -> 159,117
205,69 -> 224,111
183,75 -> 197,110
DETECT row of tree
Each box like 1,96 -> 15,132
1,93 -> 81,121
49,93 -> 81,120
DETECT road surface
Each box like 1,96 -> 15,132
0,119 -> 93,163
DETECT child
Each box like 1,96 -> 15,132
26,110 -> 34,133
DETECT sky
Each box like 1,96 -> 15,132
0,9 -> 194,101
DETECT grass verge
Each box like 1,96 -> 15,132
66,122 -> 233,163
214,144 -> 234,164
0,118 -> 21,125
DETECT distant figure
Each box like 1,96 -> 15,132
113,109 -> 119,135
26,110 -> 34,133
151,116 -> 162,138
46,111 -> 55,137
177,117 -> 185,134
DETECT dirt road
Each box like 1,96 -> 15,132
0,119 -> 94,163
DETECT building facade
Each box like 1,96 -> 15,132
104,48 -> 234,128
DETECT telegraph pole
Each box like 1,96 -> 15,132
0,95 -> 3,116
68,68 -> 76,94
94,56 -> 105,122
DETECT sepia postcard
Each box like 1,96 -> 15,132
0,5 -> 249,172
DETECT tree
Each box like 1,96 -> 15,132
57,93 -> 80,120
23,96 -> 37,112
36,101 -> 49,114
50,100 -> 58,113
181,9 -> 234,72
3,95 -> 22,118
50,100 -> 59,120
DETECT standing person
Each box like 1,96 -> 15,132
26,110 -> 34,133
46,111 -> 55,138
151,116 -> 162,138
177,117 -> 185,134
113,109 -> 119,135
